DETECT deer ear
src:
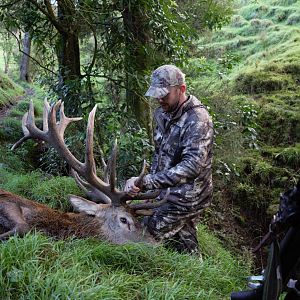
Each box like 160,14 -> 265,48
69,195 -> 99,215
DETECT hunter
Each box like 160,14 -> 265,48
125,65 -> 214,255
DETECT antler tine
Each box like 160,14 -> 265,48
58,102 -> 82,138
109,139 -> 117,192
84,104 -> 112,195
43,99 -> 50,132
129,188 -> 170,215
11,113 -> 30,150
134,159 -> 147,188
11,100 -> 48,150
47,101 -> 85,173
71,169 -> 111,204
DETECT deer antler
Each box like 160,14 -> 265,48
12,99 -> 167,215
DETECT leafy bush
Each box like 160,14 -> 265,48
94,105 -> 154,184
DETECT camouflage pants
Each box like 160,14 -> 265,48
143,202 -> 202,255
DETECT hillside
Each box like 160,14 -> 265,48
192,0 -> 300,255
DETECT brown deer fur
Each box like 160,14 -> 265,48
0,189 -> 156,244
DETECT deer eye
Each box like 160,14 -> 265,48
120,217 -> 127,224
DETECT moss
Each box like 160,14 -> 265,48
234,70 -> 292,94
273,144 -> 300,169
257,104 -> 300,145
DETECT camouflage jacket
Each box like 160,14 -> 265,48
142,95 -> 214,211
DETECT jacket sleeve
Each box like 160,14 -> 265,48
142,119 -> 213,190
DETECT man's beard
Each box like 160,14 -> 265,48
168,97 -> 180,113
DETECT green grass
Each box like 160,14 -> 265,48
0,72 -> 24,106
0,151 -> 253,299
0,226 -> 251,300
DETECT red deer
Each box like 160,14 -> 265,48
0,100 -> 166,244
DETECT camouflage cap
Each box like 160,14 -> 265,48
145,65 -> 185,98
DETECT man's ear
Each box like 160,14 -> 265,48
180,84 -> 186,93
69,195 -> 99,215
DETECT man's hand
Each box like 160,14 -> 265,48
124,177 -> 140,196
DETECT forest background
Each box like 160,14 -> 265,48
0,0 -> 299,299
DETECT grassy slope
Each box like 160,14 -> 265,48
199,0 -> 300,219
0,83 -> 251,298
0,71 -> 23,107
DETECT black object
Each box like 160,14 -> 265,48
231,181 -> 300,300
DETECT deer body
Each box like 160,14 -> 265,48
0,189 -> 156,244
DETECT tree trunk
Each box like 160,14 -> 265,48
122,1 -> 153,140
19,32 -> 31,82
56,0 -> 82,115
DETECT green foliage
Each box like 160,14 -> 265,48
0,143 -> 36,173
177,0 -> 234,32
0,117 -> 23,143
0,225 -> 251,300
226,153 -> 295,212
0,171 -> 43,198
274,145 -> 300,169
30,176 -> 82,211
95,104 -> 154,183
237,101 -> 259,149
39,130 -> 86,176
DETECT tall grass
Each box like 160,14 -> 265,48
0,226 -> 251,300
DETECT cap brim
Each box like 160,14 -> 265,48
145,86 -> 169,98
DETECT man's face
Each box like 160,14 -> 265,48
156,86 -> 181,113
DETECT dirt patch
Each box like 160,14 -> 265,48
0,102 -> 13,118
205,188 -> 271,272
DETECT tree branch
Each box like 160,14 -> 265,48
9,30 -> 58,76
26,0 -> 65,33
